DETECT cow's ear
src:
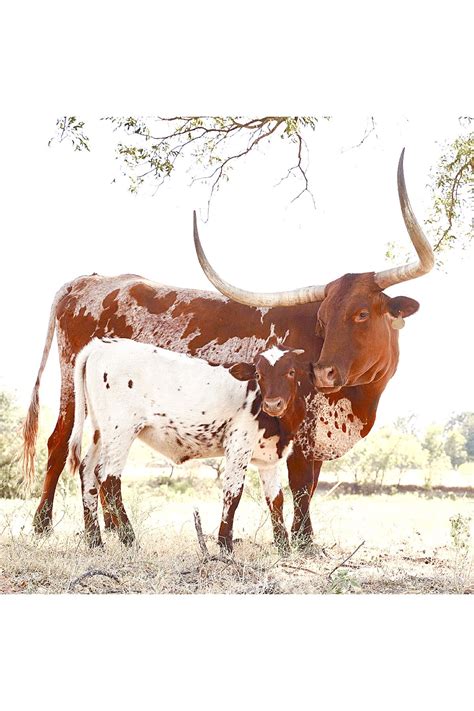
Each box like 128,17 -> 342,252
228,362 -> 257,381
386,295 -> 420,319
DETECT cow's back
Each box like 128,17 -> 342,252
55,273 -> 322,369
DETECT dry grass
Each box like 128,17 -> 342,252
1,467 -> 473,594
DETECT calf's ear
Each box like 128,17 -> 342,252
228,362 -> 257,381
386,295 -> 420,319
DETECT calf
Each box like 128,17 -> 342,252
67,338 -> 309,551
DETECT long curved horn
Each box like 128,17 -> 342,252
374,149 -> 434,289
193,212 -> 327,307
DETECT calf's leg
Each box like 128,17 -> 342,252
97,433 -> 136,546
78,442 -> 102,547
218,434 -> 252,553
99,475 -> 135,546
258,465 -> 290,554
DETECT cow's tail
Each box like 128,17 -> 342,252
67,342 -> 95,476
22,282 -> 73,490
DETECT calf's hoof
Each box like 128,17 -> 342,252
86,533 -> 104,549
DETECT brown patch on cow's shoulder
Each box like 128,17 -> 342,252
93,429 -> 100,444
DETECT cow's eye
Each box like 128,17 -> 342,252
255,372 -> 261,380
355,310 -> 369,322
288,369 -> 295,378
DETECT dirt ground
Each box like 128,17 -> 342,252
1,468 -> 473,594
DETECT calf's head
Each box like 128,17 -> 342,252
230,346 -> 307,418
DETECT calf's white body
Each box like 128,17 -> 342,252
68,338 -> 293,548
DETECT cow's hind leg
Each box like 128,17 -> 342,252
258,465 -> 290,554
33,401 -> 75,534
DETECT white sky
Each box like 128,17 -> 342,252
0,112 -> 472,430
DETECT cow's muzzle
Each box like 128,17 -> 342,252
311,363 -> 343,394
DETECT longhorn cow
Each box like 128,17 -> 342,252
23,150 -> 433,546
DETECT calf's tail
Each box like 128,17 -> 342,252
67,342 -> 94,475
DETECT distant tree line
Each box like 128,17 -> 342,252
324,412 -> 474,489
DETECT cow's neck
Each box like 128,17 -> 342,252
337,378 -> 388,437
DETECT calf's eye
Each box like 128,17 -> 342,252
288,369 -> 295,378
355,310 -> 369,322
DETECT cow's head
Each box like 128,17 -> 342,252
311,273 -> 420,393
194,150 -> 434,394
230,346 -> 307,418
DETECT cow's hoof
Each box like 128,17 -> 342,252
217,536 -> 233,555
33,510 -> 53,536
86,536 -> 104,549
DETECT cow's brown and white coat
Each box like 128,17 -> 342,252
68,340 -> 308,550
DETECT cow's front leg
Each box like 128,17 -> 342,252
219,434 -> 252,553
287,445 -> 322,549
258,465 -> 290,554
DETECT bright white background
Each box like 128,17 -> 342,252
1,1 -> 473,709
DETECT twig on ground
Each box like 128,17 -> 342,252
328,541 -> 365,579
67,569 -> 121,591
281,563 -> 320,576
193,508 -> 210,558
190,507 -> 283,578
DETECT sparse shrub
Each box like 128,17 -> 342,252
329,569 -> 361,594
450,513 -> 471,550
449,513 -> 472,593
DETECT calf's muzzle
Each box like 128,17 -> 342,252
263,397 -> 286,418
